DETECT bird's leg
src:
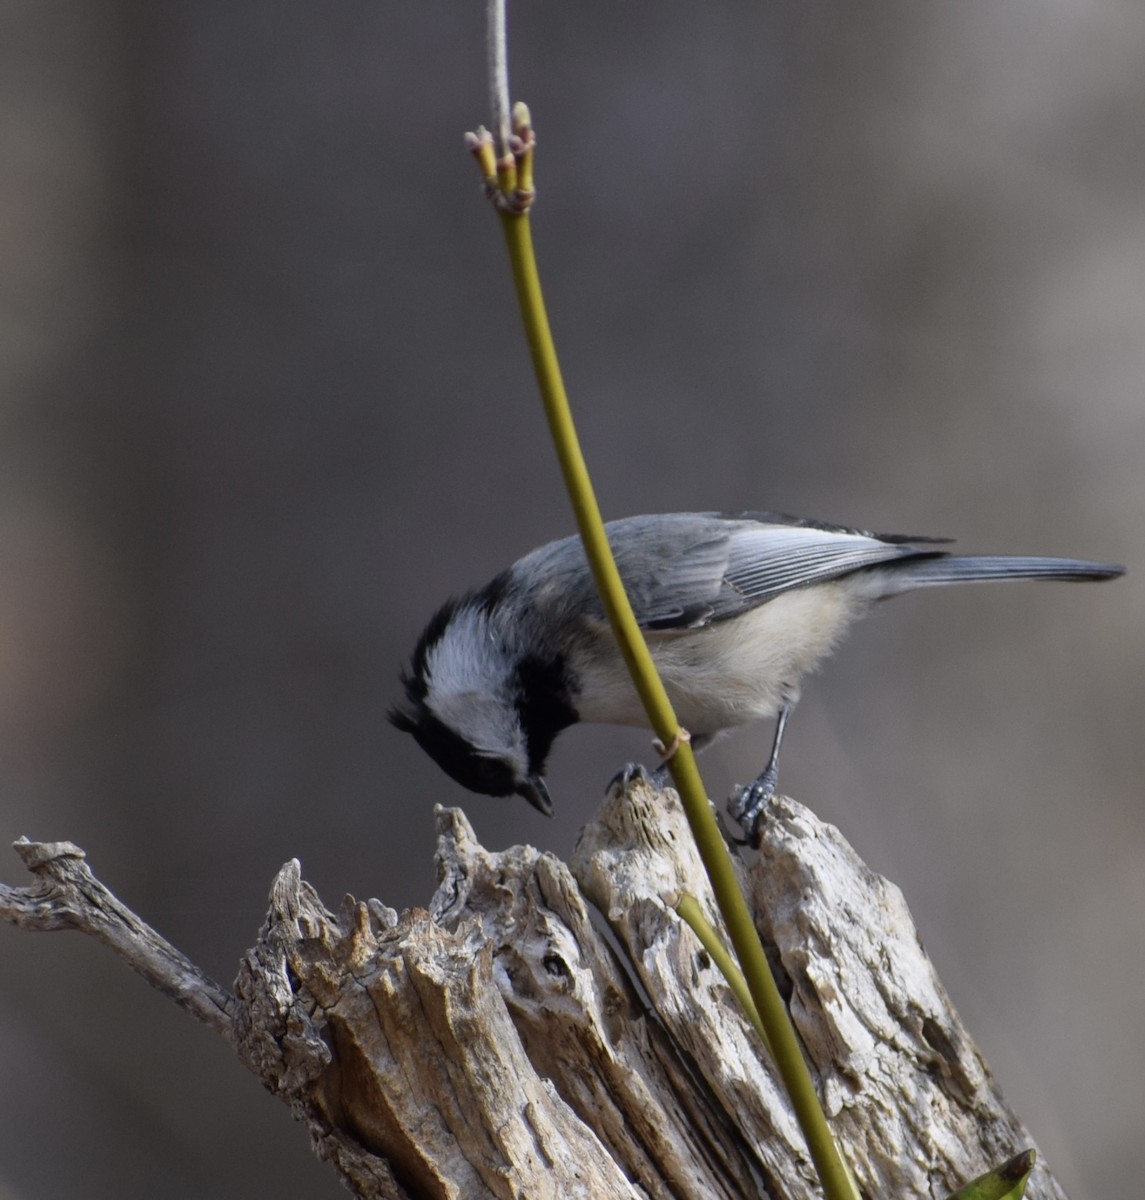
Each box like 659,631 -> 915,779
728,705 -> 792,847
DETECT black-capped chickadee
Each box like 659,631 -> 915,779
390,511 -> 1122,838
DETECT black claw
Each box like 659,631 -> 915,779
607,762 -> 652,795
607,760 -> 676,796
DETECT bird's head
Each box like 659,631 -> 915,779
390,593 -> 567,815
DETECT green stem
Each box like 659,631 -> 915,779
673,892 -> 772,1055
498,207 -> 859,1200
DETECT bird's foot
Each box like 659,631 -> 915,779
607,761 -> 672,796
728,764 -> 779,848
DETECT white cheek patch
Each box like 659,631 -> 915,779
425,606 -> 508,698
423,606 -> 528,769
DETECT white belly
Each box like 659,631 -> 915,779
571,581 -> 871,735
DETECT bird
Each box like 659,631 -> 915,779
390,511 -> 1123,841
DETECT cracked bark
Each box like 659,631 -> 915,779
0,781 -> 1067,1199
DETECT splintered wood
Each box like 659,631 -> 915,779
226,781 -> 1064,1200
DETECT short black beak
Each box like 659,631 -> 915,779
517,775 -> 553,817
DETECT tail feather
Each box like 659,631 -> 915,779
881,554 -> 1125,594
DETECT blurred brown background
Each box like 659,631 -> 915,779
1,4 -> 1141,1198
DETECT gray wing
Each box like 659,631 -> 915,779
607,513 -> 938,630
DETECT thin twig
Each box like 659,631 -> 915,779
0,837 -> 234,1036
485,0 -> 511,153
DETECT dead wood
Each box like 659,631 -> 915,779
0,781 -> 1067,1199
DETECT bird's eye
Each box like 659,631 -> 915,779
467,753 -> 514,795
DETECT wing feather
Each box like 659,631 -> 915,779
606,515 -> 936,630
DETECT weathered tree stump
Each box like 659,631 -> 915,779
1,779 -> 1065,1199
